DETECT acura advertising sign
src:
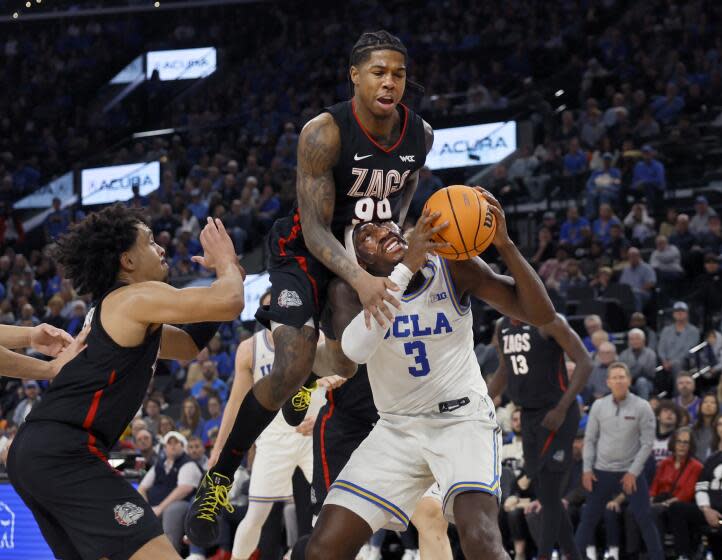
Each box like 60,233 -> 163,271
426,121 -> 517,170
13,172 -> 76,209
146,47 -> 217,81
81,162 -> 160,205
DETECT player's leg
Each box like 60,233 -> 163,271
453,492 -> 509,559
305,505 -> 373,560
129,535 -> 182,560
411,495 -> 452,560
231,501 -> 275,560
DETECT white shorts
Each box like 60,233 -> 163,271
249,431 -> 313,503
324,391 -> 501,531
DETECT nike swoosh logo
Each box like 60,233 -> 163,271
354,153 -> 372,161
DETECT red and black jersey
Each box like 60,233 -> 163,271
320,100 -> 427,240
26,284 -> 161,455
499,317 -> 568,410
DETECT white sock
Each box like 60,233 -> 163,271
608,546 -> 619,560
586,546 -> 597,560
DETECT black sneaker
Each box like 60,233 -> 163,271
185,471 -> 234,548
281,375 -> 318,426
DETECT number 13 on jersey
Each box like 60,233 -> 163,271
404,341 -> 430,377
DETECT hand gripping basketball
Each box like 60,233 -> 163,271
402,209 -> 450,272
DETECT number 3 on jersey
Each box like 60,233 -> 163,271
509,354 -> 528,375
404,341 -> 430,377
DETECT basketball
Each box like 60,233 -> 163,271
422,185 -> 497,261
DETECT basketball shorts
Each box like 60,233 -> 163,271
255,212 -> 334,335
521,403 -> 580,476
249,430 -> 313,503
311,406 -> 375,515
7,421 -> 163,560
324,391 -> 502,532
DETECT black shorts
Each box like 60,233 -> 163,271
255,212 -> 333,334
7,421 -> 162,560
521,404 -> 580,477
311,404 -> 375,515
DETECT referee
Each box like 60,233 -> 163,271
574,361 -> 664,560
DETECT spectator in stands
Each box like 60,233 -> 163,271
675,372 -> 702,425
178,396 -> 204,439
200,394 -> 223,448
187,435 -> 208,471
558,110 -> 578,145
582,314 -> 603,353
44,197 -> 70,241
619,328 -> 658,400
653,401 -> 680,464
501,408 -> 524,466
693,394 -> 718,462
560,205 -> 589,248
255,183 -> 280,233
190,360 -> 228,408
650,82 -> 685,125
223,198 -> 252,254
587,342 -> 618,402
407,166 -> 443,223
585,152 -> 621,219
580,108 -> 606,150
179,207 -> 200,238
562,137 -> 587,192
650,234 -> 684,286
669,413 -> 722,559
690,253 -> 722,328
508,145 -> 542,200
658,208 -> 678,239
592,203 -> 621,247
65,300 -> 86,336
623,202 -> 655,246
576,362 -> 663,560
558,258 -> 589,298
152,204 -> 181,237
538,243 -> 571,292
134,428 -> 159,469
43,295 -> 67,330
207,333 -> 233,380
690,195 -> 718,236
607,223 -> 631,263
698,214 -> 722,255
530,226 -> 557,267
142,397 -> 162,436
649,427 -> 703,540
658,302 -> 700,377
11,380 -> 41,425
158,415 -> 176,439
138,431 -> 203,554
633,110 -> 661,143
619,247 -> 657,310
590,266 -> 613,299
630,145 -> 666,212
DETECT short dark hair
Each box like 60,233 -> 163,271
657,399 -> 680,423
54,204 -> 147,299
349,30 -> 408,68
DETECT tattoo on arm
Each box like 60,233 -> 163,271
296,115 -> 363,285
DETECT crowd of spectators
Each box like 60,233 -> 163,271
1,0 -> 722,558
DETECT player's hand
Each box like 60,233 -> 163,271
49,324 -> 90,378
606,500 -> 621,513
317,375 -> 347,390
354,273 -> 401,328
541,405 -> 566,432
295,416 -> 316,437
582,471 -> 597,492
621,472 -> 637,495
524,500 -> 542,514
29,323 -> 74,357
703,507 -> 721,528
473,186 -> 511,248
402,209 -> 450,273
192,218 -> 245,278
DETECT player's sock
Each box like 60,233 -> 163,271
214,389 -> 277,477
585,546 -> 597,560
282,374 -> 319,427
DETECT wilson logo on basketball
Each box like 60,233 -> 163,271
484,207 -> 494,229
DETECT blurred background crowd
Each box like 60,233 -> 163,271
1,0 -> 722,558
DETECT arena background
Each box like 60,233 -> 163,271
0,0 -> 721,558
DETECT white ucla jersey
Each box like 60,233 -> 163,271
252,330 -> 324,440
368,255 -> 487,416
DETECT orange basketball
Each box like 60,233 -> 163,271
422,185 -> 497,260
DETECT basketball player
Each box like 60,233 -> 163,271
305,193 -> 556,560
209,294 -> 326,560
6,205 -> 245,560
487,315 -> 592,560
187,30 -> 434,546
0,323 -> 88,380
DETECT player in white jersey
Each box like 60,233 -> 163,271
210,291 -> 330,560
305,192 -> 556,560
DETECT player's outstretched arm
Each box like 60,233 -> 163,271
538,314 -> 593,431
208,336 -> 255,468
296,114 -> 400,326
450,189 -> 555,327
0,323 -> 73,356
0,326 -> 89,380
125,218 -> 245,326
486,319 -> 509,400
